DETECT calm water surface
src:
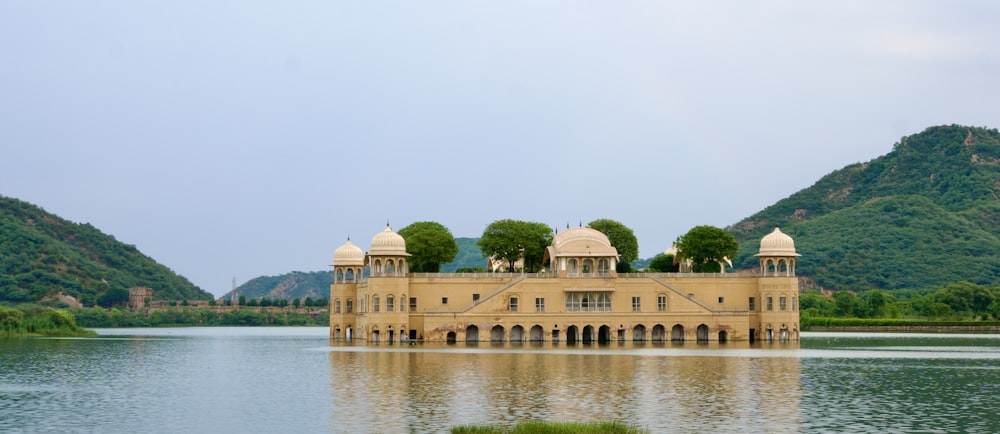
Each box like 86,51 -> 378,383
2,329 -> 998,433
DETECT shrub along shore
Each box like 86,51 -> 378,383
802,317 -> 1000,332
0,305 -> 96,337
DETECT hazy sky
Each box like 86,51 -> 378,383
2,2 -> 998,298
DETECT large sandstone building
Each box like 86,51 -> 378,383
330,225 -> 800,344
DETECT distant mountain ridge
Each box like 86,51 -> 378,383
0,195 -> 212,305
220,271 -> 333,302
728,124 -> 1000,291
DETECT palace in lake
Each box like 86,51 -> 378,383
329,225 -> 800,344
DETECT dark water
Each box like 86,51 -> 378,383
1,329 -> 998,433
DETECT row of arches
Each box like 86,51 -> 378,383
760,258 -> 796,276
565,258 -> 613,277
449,324 -> 725,344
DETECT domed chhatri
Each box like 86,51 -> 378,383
755,227 -> 800,277
757,227 -> 800,257
330,223 -> 801,345
331,239 -> 364,284
333,239 -> 364,265
368,225 -> 408,257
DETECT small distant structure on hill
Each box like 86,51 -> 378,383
128,287 -> 153,309
126,286 -> 211,309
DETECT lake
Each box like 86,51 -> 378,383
2,328 -> 998,433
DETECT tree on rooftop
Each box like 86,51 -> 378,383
674,225 -> 738,273
398,221 -> 459,273
588,218 -> 639,272
477,219 -> 553,272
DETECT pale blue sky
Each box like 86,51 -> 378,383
2,1 -> 998,297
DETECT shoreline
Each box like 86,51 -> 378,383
805,325 -> 1000,333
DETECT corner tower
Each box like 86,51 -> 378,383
330,238 -> 363,340
754,227 -> 800,341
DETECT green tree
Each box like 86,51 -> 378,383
674,226 -> 738,273
238,295 -> 246,306
293,298 -> 301,309
588,219 -> 639,272
0,306 -> 24,331
647,254 -> 679,272
832,291 -> 858,317
96,287 -> 129,308
398,221 -> 459,273
477,220 -> 553,272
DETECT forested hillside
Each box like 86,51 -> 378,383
0,196 -> 211,305
728,125 -> 1000,291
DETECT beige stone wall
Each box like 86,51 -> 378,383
330,272 -> 800,342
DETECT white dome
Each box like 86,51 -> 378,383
333,239 -> 364,266
368,225 -> 409,256
756,227 -> 800,257
547,226 -> 618,258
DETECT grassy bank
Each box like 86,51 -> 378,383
0,305 -> 96,337
451,421 -> 648,434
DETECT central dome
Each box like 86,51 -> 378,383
368,225 -> 409,256
549,227 -> 618,257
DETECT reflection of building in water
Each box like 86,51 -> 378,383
327,348 -> 803,432
330,225 -> 800,343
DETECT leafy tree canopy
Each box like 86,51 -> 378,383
675,225 -> 738,273
477,219 -> 553,273
398,221 -> 459,273
647,254 -> 679,272
587,219 -> 639,272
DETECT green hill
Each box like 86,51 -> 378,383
440,237 -> 486,272
728,124 -> 1000,291
221,271 -> 333,302
0,195 -> 212,306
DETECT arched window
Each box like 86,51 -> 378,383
597,259 -> 610,276
345,269 -> 354,281
386,295 -> 395,312
373,296 -> 380,313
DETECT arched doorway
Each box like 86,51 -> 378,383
598,325 -> 611,344
529,325 -> 544,342
566,325 -> 579,344
671,324 -> 685,342
466,325 -> 479,343
652,324 -> 667,342
697,324 -> 709,342
510,325 -> 525,343
718,330 -> 728,343
491,325 -> 506,342
346,327 -> 352,341
372,329 -> 380,344
582,325 -> 595,344
632,325 -> 647,343
446,331 -> 456,344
